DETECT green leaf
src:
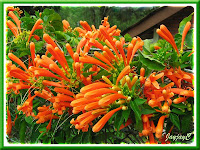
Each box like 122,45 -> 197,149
25,116 -> 33,124
130,101 -> 141,119
48,13 -> 61,22
55,31 -> 71,41
55,131 -> 65,143
134,98 -> 147,106
83,64 -> 93,71
114,111 -> 124,131
179,13 -> 193,34
143,39 -> 152,54
141,108 -> 156,115
45,25 -> 55,32
171,108 -> 185,115
24,10 -> 30,17
35,11 -> 40,18
138,51 -> 165,71
169,113 -> 180,130
41,8 -> 55,23
122,108 -> 131,123
93,70 -> 110,80
130,100 -> 142,131
51,20 -> 63,31
65,55 -> 74,67
141,104 -> 157,115
19,52 -> 28,58
19,120 -> 27,143
31,129 -> 40,143
181,114 -> 193,133
35,41 -> 45,53
143,46 -> 151,55
181,51 -> 192,63
71,133 -> 83,144
171,103 -> 187,109
14,115 -> 23,129
38,127 -> 47,132
185,29 -> 193,49
174,33 -> 182,48
33,101 -> 40,108
82,71 -> 95,77
82,130 -> 92,143
124,33 -> 132,42
165,52 -> 173,60
35,132 -> 45,143
180,63 -> 191,69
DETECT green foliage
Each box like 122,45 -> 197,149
59,6 -> 158,32
130,100 -> 143,132
124,33 -> 132,42
169,113 -> 180,130
181,113 -> 193,134
122,108 -> 131,123
19,120 -> 27,143
185,28 -> 194,49
138,51 -> 165,71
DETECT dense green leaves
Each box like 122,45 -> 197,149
134,98 -> 147,106
171,108 -> 185,115
19,120 -> 27,143
171,103 -> 187,109
114,111 -> 124,131
138,51 -> 165,71
122,108 -> 131,123
25,116 -> 33,124
181,114 -> 193,133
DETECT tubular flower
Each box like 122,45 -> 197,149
92,107 -> 123,132
6,107 -> 12,136
17,94 -> 38,117
157,22 -> 191,55
35,106 -> 59,124
155,115 -> 168,138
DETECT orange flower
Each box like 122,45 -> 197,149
157,25 -> 179,54
116,65 -> 130,85
54,87 -> 75,97
8,53 -> 28,72
145,72 -> 164,89
79,55 -> 109,70
171,88 -> 194,97
84,88 -> 117,99
155,115 -> 168,138
98,93 -> 127,107
92,106 -> 122,132
6,107 -> 12,136
80,82 -> 112,94
70,97 -> 99,107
